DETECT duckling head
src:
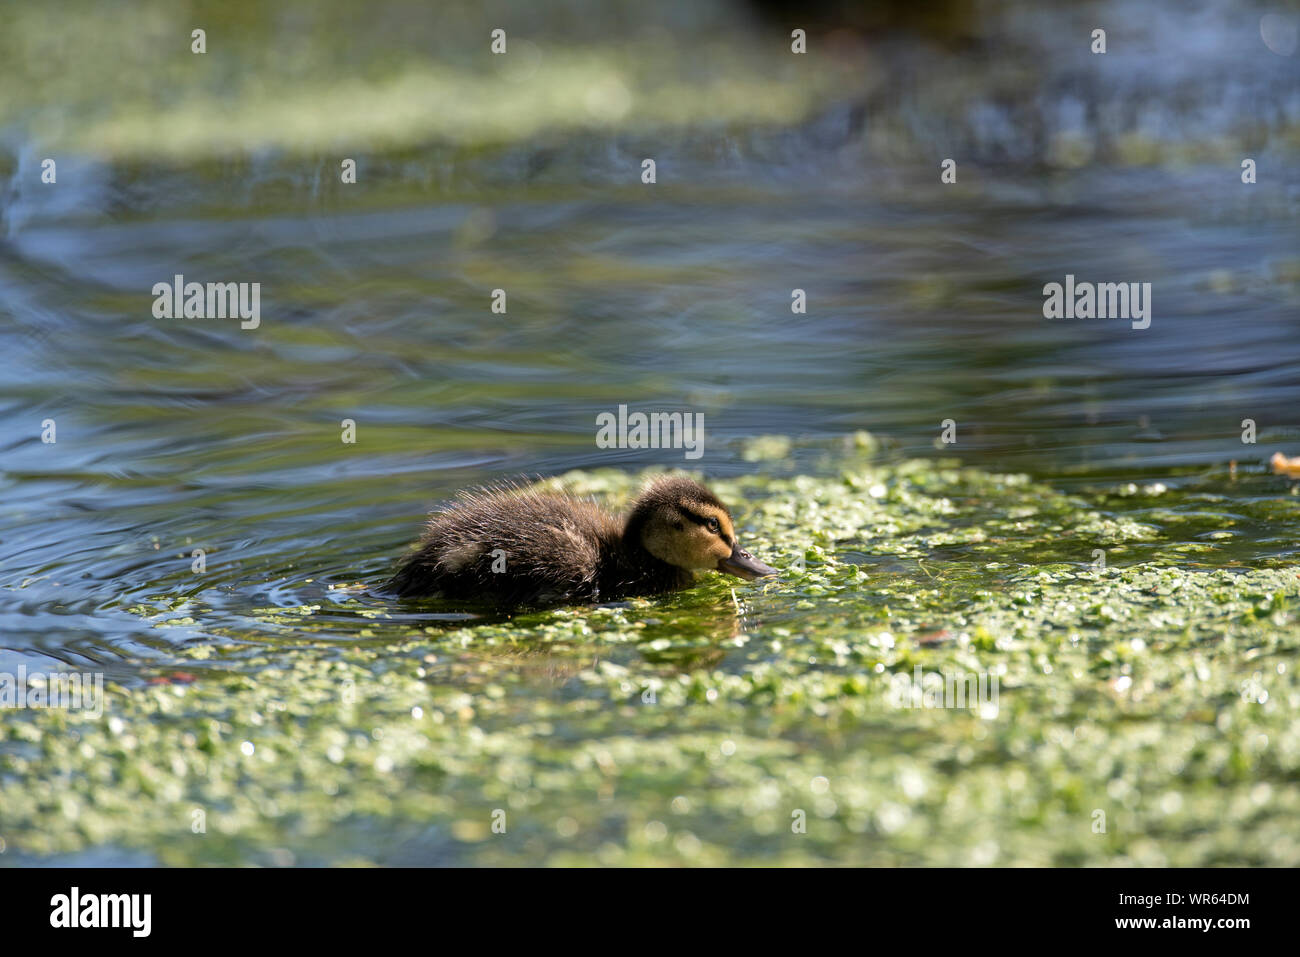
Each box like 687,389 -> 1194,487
625,477 -> 777,580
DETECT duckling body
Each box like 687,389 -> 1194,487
388,477 -> 775,608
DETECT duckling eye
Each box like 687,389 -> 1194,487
706,517 -> 720,534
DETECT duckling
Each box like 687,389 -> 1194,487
387,476 -> 776,608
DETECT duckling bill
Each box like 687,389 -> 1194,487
388,476 -> 776,608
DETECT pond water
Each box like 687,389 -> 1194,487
1,0 -> 1298,866
3,140 -> 1296,681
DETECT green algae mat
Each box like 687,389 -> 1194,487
3,457 -> 1299,866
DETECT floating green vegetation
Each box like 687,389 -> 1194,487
0,2 -> 852,161
3,460 -> 1299,865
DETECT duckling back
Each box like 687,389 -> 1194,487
389,484 -> 635,607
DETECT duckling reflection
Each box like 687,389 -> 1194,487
388,476 -> 776,609
439,641 -> 731,688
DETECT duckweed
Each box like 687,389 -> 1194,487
3,460 -> 1298,866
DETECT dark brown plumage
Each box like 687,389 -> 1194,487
387,476 -> 776,608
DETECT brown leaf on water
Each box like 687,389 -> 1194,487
916,628 -> 953,646
1270,452 -> 1300,478
146,671 -> 197,686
